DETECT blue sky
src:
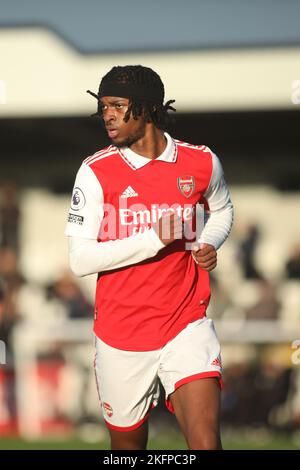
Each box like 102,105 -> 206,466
1,0 -> 299,53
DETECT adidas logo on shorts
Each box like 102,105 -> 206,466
211,355 -> 222,369
120,186 -> 139,198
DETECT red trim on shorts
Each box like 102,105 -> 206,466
165,371 -> 223,414
93,349 -> 102,407
104,410 -> 151,432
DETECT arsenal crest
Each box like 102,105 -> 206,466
177,175 -> 195,198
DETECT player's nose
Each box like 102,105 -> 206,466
103,107 -> 116,124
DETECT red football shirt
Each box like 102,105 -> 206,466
65,133 -> 231,350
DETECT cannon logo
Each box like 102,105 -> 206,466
103,402 -> 113,417
177,176 -> 195,198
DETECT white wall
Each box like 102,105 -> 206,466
1,28 -> 300,117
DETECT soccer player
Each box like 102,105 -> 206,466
65,65 -> 234,450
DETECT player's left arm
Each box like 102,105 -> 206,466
192,152 -> 234,271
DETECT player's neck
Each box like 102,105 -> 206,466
129,126 -> 166,160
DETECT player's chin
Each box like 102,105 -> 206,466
111,136 -> 126,148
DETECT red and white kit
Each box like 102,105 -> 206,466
66,133 -> 233,429
94,317 -> 222,431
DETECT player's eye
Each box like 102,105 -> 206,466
115,103 -> 126,109
98,103 -> 107,114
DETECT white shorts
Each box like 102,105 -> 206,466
94,317 -> 222,431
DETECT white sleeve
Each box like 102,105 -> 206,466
65,163 -> 103,239
65,163 -> 164,276
68,230 -> 164,277
198,152 -> 234,250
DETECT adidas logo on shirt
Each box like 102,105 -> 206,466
120,186 -> 139,198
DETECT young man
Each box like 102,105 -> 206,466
65,65 -> 234,450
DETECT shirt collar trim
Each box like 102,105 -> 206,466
117,132 -> 177,170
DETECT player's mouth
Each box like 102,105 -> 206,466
106,128 -> 119,139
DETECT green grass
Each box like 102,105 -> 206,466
223,437 -> 300,450
0,431 -> 299,450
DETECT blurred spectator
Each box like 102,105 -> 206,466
0,246 -> 20,282
47,271 -> 92,320
0,182 -> 20,252
238,224 -> 263,279
0,247 -> 23,363
222,361 -> 292,428
253,362 -> 291,426
0,249 -> 22,432
244,280 -> 280,320
0,283 -> 4,331
222,362 -> 256,425
43,272 -> 96,424
285,243 -> 300,278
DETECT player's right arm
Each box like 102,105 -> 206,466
65,163 -> 180,277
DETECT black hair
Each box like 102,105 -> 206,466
87,65 -> 176,131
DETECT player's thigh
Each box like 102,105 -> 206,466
109,420 -> 149,450
159,318 -> 222,411
170,376 -> 221,432
159,318 -> 222,448
94,336 -> 160,431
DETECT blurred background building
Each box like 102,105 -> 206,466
0,0 -> 300,448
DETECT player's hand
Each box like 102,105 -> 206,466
153,211 -> 183,246
192,243 -> 217,271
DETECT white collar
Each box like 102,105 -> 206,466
118,132 -> 178,170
